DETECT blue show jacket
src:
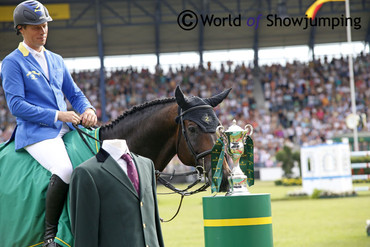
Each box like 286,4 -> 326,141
1,43 -> 94,150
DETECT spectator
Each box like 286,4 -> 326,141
1,53 -> 369,168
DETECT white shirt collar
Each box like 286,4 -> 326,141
22,41 -> 45,57
22,41 -> 49,80
102,140 -> 130,162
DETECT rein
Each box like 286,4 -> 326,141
155,165 -> 209,222
72,122 -> 211,195
156,166 -> 208,196
72,123 -> 102,155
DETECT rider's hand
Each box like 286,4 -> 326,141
80,108 -> 97,128
57,111 -> 81,125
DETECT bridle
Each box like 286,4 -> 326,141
155,105 -> 221,222
175,105 -> 214,165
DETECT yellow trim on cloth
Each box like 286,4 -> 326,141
204,216 -> 272,227
94,128 -> 99,152
28,237 -> 71,247
28,241 -> 43,247
18,42 -> 29,56
55,237 -> 71,247
18,42 -> 46,57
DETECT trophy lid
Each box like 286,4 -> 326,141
225,119 -> 244,133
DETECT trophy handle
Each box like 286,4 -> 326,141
216,126 -> 225,139
244,124 -> 253,136
216,125 -> 231,155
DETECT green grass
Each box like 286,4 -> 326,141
156,181 -> 370,247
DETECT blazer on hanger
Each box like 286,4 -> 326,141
69,148 -> 164,247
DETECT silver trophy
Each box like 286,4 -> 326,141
216,119 -> 253,195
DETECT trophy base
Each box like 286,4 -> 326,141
226,189 -> 250,196
227,174 -> 249,196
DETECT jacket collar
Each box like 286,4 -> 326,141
18,42 -> 45,57
96,147 -> 110,162
18,42 -> 29,56
98,148 -> 143,199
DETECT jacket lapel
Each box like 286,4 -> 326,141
44,50 -> 54,82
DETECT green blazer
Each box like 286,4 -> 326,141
69,148 -> 164,247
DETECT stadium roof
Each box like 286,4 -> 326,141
0,0 -> 369,62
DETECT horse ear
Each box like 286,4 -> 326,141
205,88 -> 232,107
175,85 -> 187,108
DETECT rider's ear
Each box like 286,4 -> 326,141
175,85 -> 187,108
205,88 -> 232,107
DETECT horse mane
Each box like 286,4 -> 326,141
102,97 -> 176,129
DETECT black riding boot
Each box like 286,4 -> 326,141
43,174 -> 69,247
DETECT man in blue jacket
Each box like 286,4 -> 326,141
1,1 -> 97,246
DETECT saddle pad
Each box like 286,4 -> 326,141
0,128 -> 100,247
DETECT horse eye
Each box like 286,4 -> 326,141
188,126 -> 196,133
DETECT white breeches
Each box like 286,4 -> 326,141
25,124 -> 72,184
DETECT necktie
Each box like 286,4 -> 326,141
121,153 -> 140,196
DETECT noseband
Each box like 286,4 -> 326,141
175,105 -> 214,167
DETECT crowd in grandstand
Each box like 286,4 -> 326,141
1,52 -> 369,167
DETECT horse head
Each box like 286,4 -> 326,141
174,86 -> 231,192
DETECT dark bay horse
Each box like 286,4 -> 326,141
100,86 -> 231,192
